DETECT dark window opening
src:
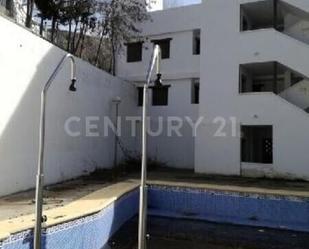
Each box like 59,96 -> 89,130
252,84 -> 264,92
240,1 -> 284,32
242,17 -> 249,31
192,79 -> 200,104
241,125 -> 273,164
193,30 -> 200,55
152,38 -> 172,59
137,87 -> 143,106
127,42 -> 143,62
240,74 -> 247,93
152,86 -> 169,106
239,62 -> 306,94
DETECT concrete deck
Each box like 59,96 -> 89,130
144,168 -> 309,198
0,168 -> 308,241
0,179 -> 139,241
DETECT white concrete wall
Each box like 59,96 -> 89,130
163,0 -> 201,9
280,79 -> 309,109
284,14 -> 309,43
283,8 -> 309,44
282,0 -> 309,13
116,5 -> 201,169
135,79 -> 199,169
0,16 -> 137,196
143,4 -> 201,36
116,31 -> 200,82
196,0 -> 309,180
116,4 -> 201,81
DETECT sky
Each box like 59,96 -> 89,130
164,0 -> 201,8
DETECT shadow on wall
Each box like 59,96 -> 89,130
0,18 -> 137,197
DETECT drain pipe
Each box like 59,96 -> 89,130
34,54 -> 77,249
138,45 -> 161,249
112,97 -> 122,169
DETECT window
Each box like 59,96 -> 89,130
152,86 -> 169,106
191,78 -> 200,104
240,74 -> 247,93
242,17 -> 249,31
193,30 -> 200,55
137,87 -> 143,106
240,1 -> 284,32
127,42 -> 143,62
152,38 -> 172,59
241,125 -> 273,164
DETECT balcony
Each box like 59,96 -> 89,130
240,61 -> 309,112
241,0 -> 309,45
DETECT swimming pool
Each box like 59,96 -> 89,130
1,184 -> 308,249
109,216 -> 309,249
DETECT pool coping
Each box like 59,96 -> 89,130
147,180 -> 309,199
0,180 -> 139,241
0,178 -> 308,242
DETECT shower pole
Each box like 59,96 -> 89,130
112,97 -> 122,169
34,54 -> 77,249
138,45 -> 161,249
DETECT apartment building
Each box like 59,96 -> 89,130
117,3 -> 201,169
116,0 -> 309,180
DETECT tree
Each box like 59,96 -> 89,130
34,0 -> 53,35
34,0 -> 95,44
106,0 -> 149,75
34,0 -> 62,41
25,0 -> 34,28
94,1 -> 111,67
31,0 -> 149,74
5,0 -> 13,17
92,0 -> 149,74
60,0 -> 96,54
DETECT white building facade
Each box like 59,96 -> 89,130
117,4 -> 201,169
116,0 -> 309,180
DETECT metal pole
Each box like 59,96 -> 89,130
113,98 -> 121,169
34,54 -> 76,249
138,45 -> 161,249
273,61 -> 278,93
138,84 -> 148,249
34,91 -> 46,249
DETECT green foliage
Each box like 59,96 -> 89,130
31,0 -> 149,73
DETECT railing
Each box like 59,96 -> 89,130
279,79 -> 309,111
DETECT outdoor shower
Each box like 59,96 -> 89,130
138,44 -> 169,249
34,54 -> 77,249
33,47 -> 163,249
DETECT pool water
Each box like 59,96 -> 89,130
108,216 -> 309,249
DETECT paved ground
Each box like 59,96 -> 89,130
0,172 -> 113,221
144,168 -> 309,193
0,179 -> 139,240
0,167 -> 308,223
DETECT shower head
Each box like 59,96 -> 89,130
69,78 -> 77,92
154,73 -> 163,87
68,54 -> 77,92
